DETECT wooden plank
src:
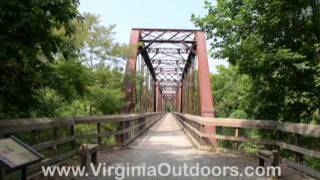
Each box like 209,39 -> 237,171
76,133 -> 98,140
276,141 -> 320,159
32,136 -> 76,151
215,135 -> 276,145
282,158 -> 320,179
74,112 -> 163,124
176,113 -> 278,129
175,113 -> 320,137
180,119 -> 276,145
0,118 -> 75,134
278,123 -> 320,138
0,113 -> 164,134
114,120 -> 149,135
28,150 -> 77,174
217,147 -> 256,158
120,115 -> 162,147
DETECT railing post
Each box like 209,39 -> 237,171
275,130 -> 280,150
199,124 -> 209,147
53,127 -> 58,151
0,133 -> 5,180
272,150 -> 280,179
0,164 -> 4,180
70,124 -> 75,149
115,122 -> 124,146
97,122 -> 101,146
295,134 -> 303,163
234,128 -> 239,150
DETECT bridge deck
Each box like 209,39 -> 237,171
98,113 -> 264,179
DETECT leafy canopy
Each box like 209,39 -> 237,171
193,0 -> 320,123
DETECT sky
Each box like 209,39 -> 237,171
79,0 -> 228,73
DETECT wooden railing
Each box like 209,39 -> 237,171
174,113 -> 320,179
0,112 -> 164,178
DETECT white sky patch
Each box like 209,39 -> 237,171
78,0 -> 227,73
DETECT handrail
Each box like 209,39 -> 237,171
175,113 -> 320,137
0,112 -> 165,178
0,112 -> 162,134
174,112 -> 320,179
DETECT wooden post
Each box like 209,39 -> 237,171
79,145 -> 91,169
91,152 -> 98,165
70,124 -> 75,149
53,127 -> 58,151
97,122 -> 101,146
272,150 -> 280,166
21,167 -> 27,180
275,130 -> 280,150
258,158 -> 265,167
115,122 -> 124,146
234,128 -> 239,150
0,166 -> 4,180
272,150 -> 280,179
294,134 -> 303,163
0,134 -> 4,180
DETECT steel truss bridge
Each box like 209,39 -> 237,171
0,29 -> 319,180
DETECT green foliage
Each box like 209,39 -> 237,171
0,3 -> 129,119
228,110 -> 247,119
212,65 -> 251,118
0,0 -> 81,118
86,68 -> 124,115
32,87 -> 66,117
52,59 -> 92,101
193,0 -> 320,123
197,0 -> 320,170
72,13 -> 133,69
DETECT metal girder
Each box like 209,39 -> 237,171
196,31 -> 217,146
122,30 -> 140,113
124,29 -> 215,114
133,28 -> 200,32
137,29 -> 197,44
147,48 -> 189,54
181,51 -> 195,80
152,59 -> 186,65
140,48 -> 156,80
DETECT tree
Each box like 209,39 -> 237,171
211,65 -> 251,118
72,13 -> 133,69
0,0 -> 81,118
193,0 -> 320,123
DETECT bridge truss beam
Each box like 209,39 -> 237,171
122,28 -> 215,123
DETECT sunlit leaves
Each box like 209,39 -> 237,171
194,0 -> 320,123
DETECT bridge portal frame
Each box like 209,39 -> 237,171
122,28 -> 215,120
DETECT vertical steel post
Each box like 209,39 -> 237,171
156,82 -> 161,112
153,80 -> 157,112
180,82 -> 184,113
196,31 -> 217,146
159,94 -> 162,112
122,30 -> 140,113
177,86 -> 182,112
175,88 -> 179,112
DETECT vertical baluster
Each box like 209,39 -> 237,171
234,128 -> 239,150
97,121 -> 101,146
115,121 -> 124,146
53,127 -> 58,151
0,134 -> 5,180
70,124 -> 75,149
275,130 -> 280,150
294,134 -> 303,163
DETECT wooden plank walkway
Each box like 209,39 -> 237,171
97,113 -> 268,180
